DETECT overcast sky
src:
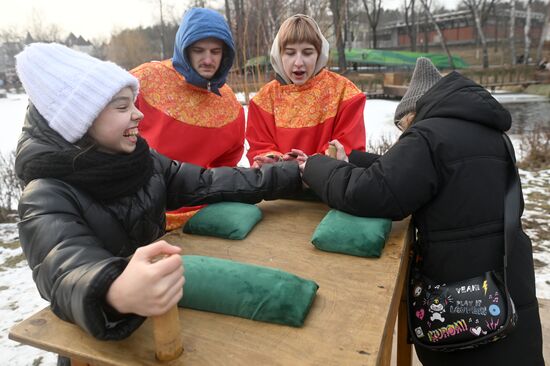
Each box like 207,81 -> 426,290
0,0 -> 462,42
0,0 -> 194,42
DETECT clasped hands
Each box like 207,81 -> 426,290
252,149 -> 308,168
252,139 -> 348,174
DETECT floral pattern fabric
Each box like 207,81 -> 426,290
246,69 -> 366,163
135,60 -> 241,128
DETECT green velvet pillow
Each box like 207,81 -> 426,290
182,202 -> 262,240
311,209 -> 392,258
178,255 -> 319,327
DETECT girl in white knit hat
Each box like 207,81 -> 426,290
14,43 -> 301,347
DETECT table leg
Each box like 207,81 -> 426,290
397,222 -> 414,366
152,305 -> 184,361
378,221 -> 414,366
397,281 -> 412,366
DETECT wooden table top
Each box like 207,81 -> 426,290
9,199 -> 411,366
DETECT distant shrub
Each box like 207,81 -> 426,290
0,151 -> 23,222
367,134 -> 396,155
518,124 -> 550,170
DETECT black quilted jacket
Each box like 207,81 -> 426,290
16,105 -> 301,340
303,72 -> 544,365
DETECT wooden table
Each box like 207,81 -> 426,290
9,199 -> 413,366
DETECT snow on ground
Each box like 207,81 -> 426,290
519,169 -> 550,301
0,225 -> 57,365
0,92 -> 548,365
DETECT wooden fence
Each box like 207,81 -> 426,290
225,64 -> 546,102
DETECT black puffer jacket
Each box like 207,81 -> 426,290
16,106 -> 301,341
303,72 -> 543,365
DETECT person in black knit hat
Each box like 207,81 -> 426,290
299,57 -> 544,365
14,43 -> 302,365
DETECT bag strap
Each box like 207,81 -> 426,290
501,133 -> 522,288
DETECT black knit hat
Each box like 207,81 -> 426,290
394,57 -> 442,123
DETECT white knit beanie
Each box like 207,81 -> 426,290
15,43 -> 139,143
394,57 -> 442,123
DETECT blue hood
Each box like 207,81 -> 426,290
172,8 -> 235,95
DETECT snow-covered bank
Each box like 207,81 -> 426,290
492,92 -> 550,104
0,93 -> 27,155
0,225 -> 56,365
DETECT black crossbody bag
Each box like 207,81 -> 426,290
407,133 -> 520,352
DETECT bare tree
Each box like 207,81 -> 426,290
535,0 -> 550,62
106,28 -> 159,69
224,0 -> 233,43
510,0 -> 517,64
330,0 -> 347,71
362,0 -> 383,48
493,3 -> 499,51
422,2 -> 431,52
28,9 -> 62,42
306,0 -> 331,28
163,1 -> 183,25
226,0 -> 247,70
241,4 -> 251,103
158,0 -> 166,60
524,0 -> 533,64
0,28 -> 21,43
145,0 -> 173,59
404,0 -> 417,51
267,0 -> 290,47
419,0 -> 456,69
464,0 -> 496,69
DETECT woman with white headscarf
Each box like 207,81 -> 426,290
246,14 -> 366,167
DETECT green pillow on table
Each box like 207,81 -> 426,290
178,255 -> 319,327
183,202 -> 262,240
311,209 -> 392,258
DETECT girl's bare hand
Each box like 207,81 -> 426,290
106,241 -> 184,317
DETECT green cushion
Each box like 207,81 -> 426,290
178,255 -> 319,327
311,209 -> 392,257
183,202 -> 262,240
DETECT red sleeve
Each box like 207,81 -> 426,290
207,107 -> 246,167
209,131 -> 245,167
245,100 -> 283,164
332,93 -> 366,154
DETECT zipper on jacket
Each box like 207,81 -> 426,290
207,82 -> 211,92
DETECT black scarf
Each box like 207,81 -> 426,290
21,137 -> 154,201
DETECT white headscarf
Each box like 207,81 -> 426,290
270,14 -> 330,85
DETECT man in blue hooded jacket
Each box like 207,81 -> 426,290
132,7 -> 245,230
